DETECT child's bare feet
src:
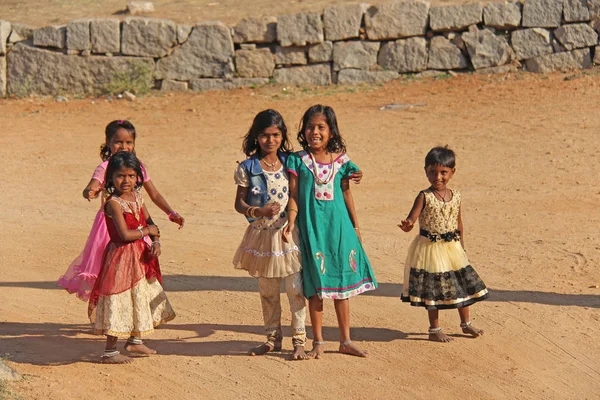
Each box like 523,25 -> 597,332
248,341 -> 281,356
461,321 -> 484,337
339,341 -> 368,357
428,327 -> 453,343
101,351 -> 132,364
307,341 -> 325,359
124,343 -> 157,355
289,345 -> 307,360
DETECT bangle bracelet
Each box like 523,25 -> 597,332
287,208 -> 298,214
354,227 -> 360,230
250,207 -> 258,219
245,207 -> 255,218
137,226 -> 144,238
152,240 -> 161,245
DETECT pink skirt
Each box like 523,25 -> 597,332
58,210 -> 110,301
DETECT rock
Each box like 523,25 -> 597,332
277,12 -> 323,47
590,0 -> 600,19
563,0 -> 590,22
33,25 -> 66,48
525,48 -> 591,72
157,21 -> 234,80
8,22 -> 33,44
511,28 -> 552,60
0,56 -> 6,96
240,44 -> 256,50
6,42 -> 154,96
365,1 -> 430,40
377,37 -> 428,73
121,17 -> 177,57
522,0 -> 563,28
0,360 -> 21,381
333,41 -> 380,71
123,90 -> 136,101
428,36 -> 469,70
236,48 -> 275,77
189,77 -> 268,91
308,41 -> 333,63
90,19 -> 120,54
275,46 -> 307,65
483,2 -> 522,29
323,3 -> 365,41
233,16 -> 277,44
55,95 -> 68,102
273,64 -> 331,85
161,79 -> 188,91
594,45 -> 600,63
554,23 -> 598,50
429,3 -> 483,32
553,38 -> 568,53
462,28 -> 512,69
337,69 -> 399,84
0,21 -> 11,55
67,19 -> 91,52
127,1 -> 155,14
475,64 -> 519,73
177,24 -> 192,44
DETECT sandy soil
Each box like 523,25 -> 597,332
0,70 -> 599,399
0,0 -> 503,27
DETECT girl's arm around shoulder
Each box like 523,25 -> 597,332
282,172 -> 299,243
105,199 -> 160,242
398,191 -> 426,232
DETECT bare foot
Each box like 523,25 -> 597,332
101,353 -> 133,364
124,343 -> 157,355
307,342 -> 325,359
289,345 -> 307,360
339,341 -> 368,357
429,328 -> 453,343
462,324 -> 484,338
248,343 -> 278,356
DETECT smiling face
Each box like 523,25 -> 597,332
108,128 -> 135,155
425,164 -> 455,191
305,114 -> 331,152
111,166 -> 138,195
257,125 -> 283,157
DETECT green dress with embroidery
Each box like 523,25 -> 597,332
286,151 -> 377,299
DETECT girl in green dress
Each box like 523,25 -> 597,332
284,105 -> 377,359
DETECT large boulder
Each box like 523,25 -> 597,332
483,2 -> 522,29
236,48 -> 275,77
511,28 -> 553,60
428,36 -> 469,69
333,41 -> 380,71
233,17 -> 277,43
275,46 -> 307,65
33,25 -> 66,48
364,1 -> 430,40
90,19 -> 120,54
324,4 -> 365,41
429,3 -> 483,32
121,17 -> 177,57
273,64 -> 332,85
522,0 -> 563,28
554,23 -> 598,50
308,41 -> 333,63
67,19 -> 91,52
525,48 -> 591,72
0,21 -> 12,55
337,69 -> 399,84
6,42 -> 154,96
462,28 -> 512,69
377,37 -> 428,72
277,12 -> 323,47
563,0 -> 590,22
157,21 -> 234,80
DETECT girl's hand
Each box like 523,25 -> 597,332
282,221 -> 294,243
151,241 -> 161,257
350,170 -> 363,184
168,212 -> 185,229
147,225 -> 160,237
398,219 -> 414,232
86,186 -> 103,201
258,202 -> 281,219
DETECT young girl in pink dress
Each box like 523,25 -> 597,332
58,120 -> 184,301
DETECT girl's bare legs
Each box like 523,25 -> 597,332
458,306 -> 484,337
102,335 -> 132,364
124,335 -> 157,355
335,299 -> 367,357
306,295 -> 325,359
428,309 -> 452,342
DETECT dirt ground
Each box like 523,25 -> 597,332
0,0 -> 503,27
1,69 -> 600,399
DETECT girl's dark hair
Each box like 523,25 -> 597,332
100,120 -> 137,161
425,146 -> 456,168
104,151 -> 144,195
242,109 -> 293,157
297,104 -> 346,153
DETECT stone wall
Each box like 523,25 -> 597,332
1,0 -> 599,97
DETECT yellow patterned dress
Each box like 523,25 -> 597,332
401,189 -> 488,309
